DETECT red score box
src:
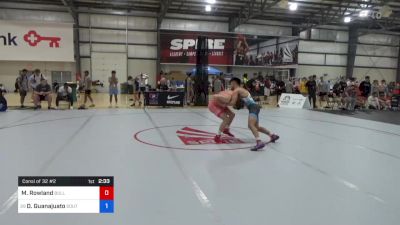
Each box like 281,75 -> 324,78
100,186 -> 114,200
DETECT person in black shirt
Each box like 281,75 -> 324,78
359,76 -> 371,98
306,76 -> 317,108
33,79 -> 53,110
275,78 -> 285,107
0,85 -> 7,112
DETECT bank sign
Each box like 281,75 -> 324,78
0,20 -> 74,62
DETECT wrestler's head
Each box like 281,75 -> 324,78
230,77 -> 241,90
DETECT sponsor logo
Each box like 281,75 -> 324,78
167,95 -> 179,100
170,39 -> 225,50
148,93 -> 158,105
177,127 -> 244,145
24,30 -> 61,48
0,33 -> 18,46
0,30 -> 61,48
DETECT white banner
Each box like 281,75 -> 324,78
0,20 -> 74,62
278,93 -> 310,109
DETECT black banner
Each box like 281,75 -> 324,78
18,176 -> 114,186
144,91 -> 185,107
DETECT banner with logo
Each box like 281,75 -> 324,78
0,20 -> 74,62
278,93 -> 310,109
144,91 -> 185,107
160,30 -> 298,67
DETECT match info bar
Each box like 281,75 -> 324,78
18,176 -> 114,213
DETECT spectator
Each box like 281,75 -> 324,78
368,92 -> 381,110
169,77 -> 177,91
33,79 -> 52,110
56,83 -> 73,110
185,73 -> 194,105
299,77 -> 308,95
109,70 -> 119,107
371,80 -> 379,96
318,76 -> 330,107
213,76 -> 223,93
285,78 -> 293,94
0,85 -> 7,112
242,74 -> 248,86
82,71 -> 95,108
359,76 -> 371,98
344,84 -> 357,111
130,77 -> 140,107
159,74 -> 168,91
378,79 -> 389,98
275,78 -> 285,107
17,69 -> 29,108
306,76 -> 317,109
137,73 -> 149,107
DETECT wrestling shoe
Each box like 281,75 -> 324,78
214,135 -> 222,143
251,140 -> 265,151
270,134 -> 280,143
222,128 -> 234,137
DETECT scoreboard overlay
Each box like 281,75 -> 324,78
18,176 -> 114,213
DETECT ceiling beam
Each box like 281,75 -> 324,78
60,0 -> 77,20
158,0 -> 173,26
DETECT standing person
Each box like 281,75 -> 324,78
378,80 -> 389,98
185,73 -> 194,105
137,73 -> 149,107
169,77 -> 177,91
318,76 -> 330,107
130,77 -> 140,107
29,69 -> 44,100
284,78 -> 293,94
275,78 -> 285,107
213,76 -> 223,94
33,79 -> 52,110
208,90 -> 236,143
17,69 -> 29,108
359,76 -> 372,104
82,71 -> 95,108
229,78 -> 279,151
55,83 -> 73,110
264,76 -> 271,103
306,76 -> 317,109
108,71 -> 119,108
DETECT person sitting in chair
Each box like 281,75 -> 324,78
56,83 -> 73,110
33,78 -> 52,110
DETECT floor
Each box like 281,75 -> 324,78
0,108 -> 400,225
318,109 -> 400,125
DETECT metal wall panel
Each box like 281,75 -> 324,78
79,28 -> 90,42
298,53 -> 325,65
161,18 -> 228,32
326,55 -> 347,66
235,24 -> 291,36
0,8 -> 73,23
127,17 -> 157,30
357,44 -> 399,57
127,31 -> 157,44
92,44 -> 126,53
90,29 -> 127,43
355,56 -> 397,68
128,45 -> 157,58
80,44 -> 91,56
353,68 -> 396,82
90,14 -> 127,29
299,41 -> 348,54
358,34 -> 399,45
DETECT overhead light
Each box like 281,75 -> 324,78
344,17 -> 352,23
359,10 -> 369,17
206,0 -> 216,4
289,2 -> 298,11
205,5 -> 212,12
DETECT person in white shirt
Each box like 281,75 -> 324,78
56,83 -> 73,109
368,92 -> 380,110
